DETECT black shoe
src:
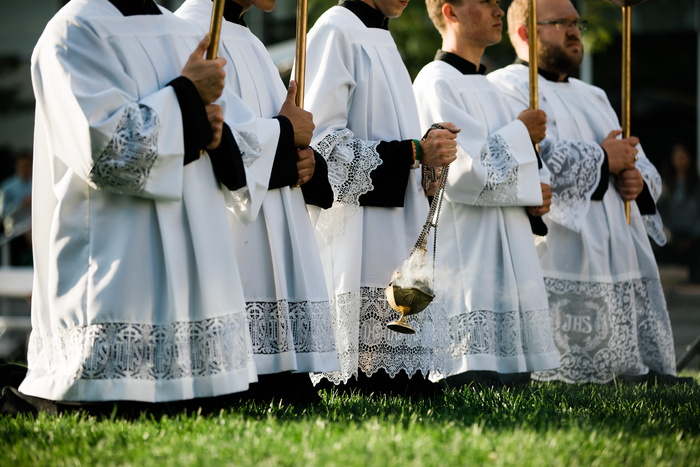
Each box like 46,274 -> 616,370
0,362 -> 28,389
0,386 -> 39,416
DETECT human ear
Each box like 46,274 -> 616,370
516,23 -> 529,44
442,3 -> 458,24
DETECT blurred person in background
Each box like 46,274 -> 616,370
656,142 -> 700,284
0,149 -> 33,266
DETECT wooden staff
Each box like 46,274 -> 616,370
606,0 -> 648,224
294,0 -> 309,108
528,0 -> 538,112
206,0 -> 226,59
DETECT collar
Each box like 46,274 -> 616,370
340,0 -> 389,30
514,58 -> 569,82
222,0 -> 247,26
108,0 -> 162,16
436,50 -> 486,75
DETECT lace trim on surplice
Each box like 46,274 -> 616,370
247,300 -> 336,355
533,277 -> 676,383
474,133 -> 519,206
26,314 -> 252,381
90,103 -> 159,195
310,287 -> 450,385
445,307 -> 557,361
540,139 -> 603,232
636,156 -> 667,246
227,129 -> 264,214
312,129 -> 382,239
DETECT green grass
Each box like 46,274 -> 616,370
2,374 -> 699,467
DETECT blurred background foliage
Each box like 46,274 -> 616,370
303,0 -> 624,79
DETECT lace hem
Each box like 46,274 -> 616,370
474,133 -> 519,206
26,314 -> 253,381
540,139 -> 603,232
313,129 -> 382,239
445,308 -> 557,360
247,300 -> 336,355
534,277 -> 676,383
311,287 -> 450,385
90,103 -> 159,195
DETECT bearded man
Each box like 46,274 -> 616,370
489,0 -> 676,384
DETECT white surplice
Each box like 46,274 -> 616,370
176,0 -> 337,375
489,64 -> 676,383
303,6 -> 450,384
413,61 -> 559,376
20,0 -> 257,402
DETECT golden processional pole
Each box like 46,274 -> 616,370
528,0 -> 539,113
206,0 -> 226,59
294,0 -> 309,108
606,0 -> 648,224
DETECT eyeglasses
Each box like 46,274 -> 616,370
537,19 -> 588,32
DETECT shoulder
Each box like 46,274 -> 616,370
414,61 -> 461,87
309,7 -> 366,42
488,64 -> 528,85
568,77 -> 609,100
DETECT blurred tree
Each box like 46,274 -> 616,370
306,0 -> 623,80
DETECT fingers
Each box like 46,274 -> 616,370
614,168 -> 643,200
296,147 -> 315,185
286,80 -> 298,104
437,122 -> 461,134
193,34 -> 211,59
205,104 -> 223,150
606,129 -> 623,140
422,130 -> 458,167
526,205 -> 549,217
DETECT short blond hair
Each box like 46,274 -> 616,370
507,0 -> 529,39
425,0 -> 464,33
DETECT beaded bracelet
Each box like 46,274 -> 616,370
411,139 -> 422,169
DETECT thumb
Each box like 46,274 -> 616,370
440,122 -> 461,134
193,34 -> 211,59
286,80 -> 298,103
606,129 -> 622,140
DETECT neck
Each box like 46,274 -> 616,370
442,36 -> 484,68
227,0 -> 247,17
359,0 -> 377,9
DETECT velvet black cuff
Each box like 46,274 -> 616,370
527,212 -> 549,236
167,76 -> 212,166
268,116 -> 298,189
206,123 -> 247,191
358,139 -> 413,207
635,182 -> 657,215
591,148 -> 610,201
301,149 -> 334,209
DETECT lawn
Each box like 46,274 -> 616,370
2,373 -> 699,466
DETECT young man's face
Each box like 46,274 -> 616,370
363,0 -> 409,19
454,0 -> 504,48
536,0 -> 584,75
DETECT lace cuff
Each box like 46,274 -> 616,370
313,129 -> 382,239
634,156 -> 667,246
89,103 -> 159,195
540,139 -> 604,232
474,133 -> 519,206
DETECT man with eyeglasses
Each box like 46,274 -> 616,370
489,0 -> 676,384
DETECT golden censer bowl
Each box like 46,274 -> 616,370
385,278 -> 435,334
